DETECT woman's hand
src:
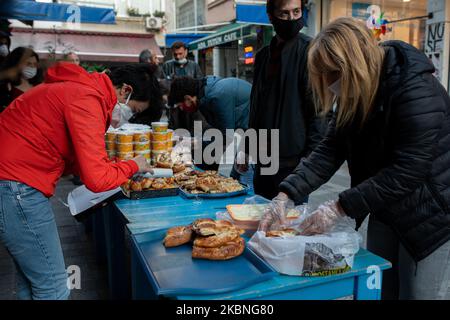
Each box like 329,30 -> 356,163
298,200 -> 346,236
132,155 -> 154,173
258,192 -> 295,232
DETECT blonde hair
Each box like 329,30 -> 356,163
308,17 -> 385,128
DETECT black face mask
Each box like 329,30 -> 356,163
272,16 -> 305,41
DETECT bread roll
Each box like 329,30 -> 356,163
192,237 -> 245,260
266,228 -> 298,238
193,228 -> 241,248
163,226 -> 193,247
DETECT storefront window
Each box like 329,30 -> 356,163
323,0 -> 428,51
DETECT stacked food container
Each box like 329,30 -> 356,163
150,122 -> 173,164
105,124 -> 151,161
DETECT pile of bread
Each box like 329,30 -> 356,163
176,170 -> 245,194
163,218 -> 246,260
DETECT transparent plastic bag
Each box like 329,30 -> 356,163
215,195 -> 307,232
247,204 -> 362,276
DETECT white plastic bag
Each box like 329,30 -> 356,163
247,205 -> 362,276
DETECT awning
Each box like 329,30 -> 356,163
11,28 -> 162,63
165,33 -> 208,48
236,2 -> 308,26
236,3 -> 270,25
189,23 -> 253,51
0,0 -> 115,24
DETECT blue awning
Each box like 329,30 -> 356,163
236,3 -> 270,25
0,0 -> 115,24
165,33 -> 208,48
236,3 -> 308,26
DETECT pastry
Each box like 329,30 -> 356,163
193,228 -> 241,248
192,218 -> 217,236
192,237 -> 245,260
151,178 -> 166,190
141,177 -> 154,190
266,228 -> 298,238
163,226 -> 193,247
130,180 -> 142,192
172,163 -> 186,173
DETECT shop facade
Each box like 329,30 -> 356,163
188,23 -> 272,82
317,0 -> 449,90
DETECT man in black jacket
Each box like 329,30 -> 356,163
163,42 -> 203,80
248,0 -> 325,201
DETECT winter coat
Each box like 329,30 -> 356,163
280,41 -> 450,261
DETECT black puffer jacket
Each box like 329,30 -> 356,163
280,40 -> 450,261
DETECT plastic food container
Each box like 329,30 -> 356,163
167,129 -> 174,141
134,150 -> 151,159
105,132 -> 117,142
105,140 -> 116,151
133,131 -> 151,143
116,151 -> 134,161
151,131 -> 169,142
151,122 -> 169,133
151,141 -> 168,151
134,142 -> 150,152
116,132 -> 134,144
116,143 -> 134,153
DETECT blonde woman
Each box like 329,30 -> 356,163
259,17 -> 450,300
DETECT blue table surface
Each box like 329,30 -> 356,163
114,195 -> 392,300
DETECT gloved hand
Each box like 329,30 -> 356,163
258,193 -> 295,232
297,200 -> 346,236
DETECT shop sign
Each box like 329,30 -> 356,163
196,30 -> 240,50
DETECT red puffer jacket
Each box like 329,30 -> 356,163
0,62 -> 138,197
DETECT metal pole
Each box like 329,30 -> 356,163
194,0 -> 198,32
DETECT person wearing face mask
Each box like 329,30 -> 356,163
0,30 -> 12,111
163,41 -> 203,79
168,75 -> 251,134
247,0 -> 326,201
0,31 -> 11,62
0,62 -> 156,300
167,75 -> 251,173
260,17 -> 450,300
7,47 -> 43,102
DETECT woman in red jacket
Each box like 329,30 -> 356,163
0,62 -> 156,299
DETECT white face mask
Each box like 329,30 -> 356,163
328,79 -> 341,96
22,67 -> 37,80
111,93 -> 134,128
176,58 -> 187,65
0,44 -> 9,57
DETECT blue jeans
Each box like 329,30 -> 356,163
0,180 -> 69,300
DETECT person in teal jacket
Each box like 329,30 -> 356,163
168,75 -> 252,179
168,75 -> 251,134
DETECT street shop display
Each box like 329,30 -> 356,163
247,207 -> 361,277
164,218 -> 246,261
121,173 -> 179,199
105,124 -> 151,161
150,122 -> 173,163
176,170 -> 246,196
105,123 -> 174,162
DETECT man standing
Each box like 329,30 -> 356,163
248,0 -> 325,201
163,42 -> 203,79
139,49 -> 165,80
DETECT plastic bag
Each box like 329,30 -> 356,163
215,195 -> 306,231
247,203 -> 362,277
